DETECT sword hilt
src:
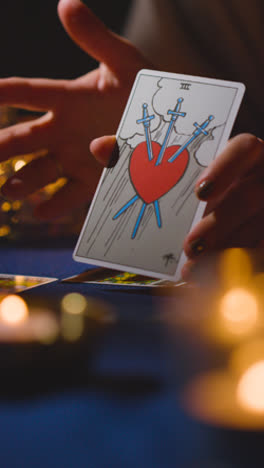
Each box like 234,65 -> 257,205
168,114 -> 214,163
137,103 -> 155,127
193,115 -> 214,136
167,98 -> 186,121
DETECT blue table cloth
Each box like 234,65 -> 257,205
0,244 -> 263,468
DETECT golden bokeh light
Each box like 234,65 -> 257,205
0,225 -> 10,237
61,312 -> 84,342
219,287 -> 258,335
61,293 -> 87,315
12,200 -> 22,211
252,272 -> 264,290
0,295 -> 29,325
230,340 -> 264,376
237,361 -> 264,413
1,201 -> 11,212
30,309 -> 59,344
61,293 -> 87,342
13,275 -> 25,285
0,175 -> 7,187
219,248 -> 252,288
44,177 -> 67,195
183,368 -> 264,429
14,159 -> 26,172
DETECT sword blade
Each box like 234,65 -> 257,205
156,98 -> 185,166
145,125 -> 153,161
132,202 -> 146,239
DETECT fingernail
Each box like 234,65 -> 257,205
195,180 -> 214,200
107,141 -> 120,168
190,238 -> 207,256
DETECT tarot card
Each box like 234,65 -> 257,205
62,268 -> 186,288
0,274 -> 57,294
74,70 -> 245,281
62,268 -> 162,287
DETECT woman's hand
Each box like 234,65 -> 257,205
0,0 -> 152,219
182,134 -> 264,279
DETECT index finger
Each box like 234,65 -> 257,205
58,0 -> 150,81
0,77 -> 70,111
195,134 -> 264,200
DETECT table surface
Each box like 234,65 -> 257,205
0,244 -> 263,468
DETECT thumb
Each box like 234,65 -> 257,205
90,135 -> 119,168
57,0 -> 149,79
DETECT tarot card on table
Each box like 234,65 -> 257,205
0,274 -> 57,294
74,70 -> 245,281
62,268 -> 185,288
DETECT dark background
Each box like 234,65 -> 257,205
0,1 -> 132,79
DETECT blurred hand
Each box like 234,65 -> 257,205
0,0 -> 152,219
182,134 -> 264,279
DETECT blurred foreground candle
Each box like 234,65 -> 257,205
163,248 -> 264,430
167,249 -> 264,347
219,288 -> 258,335
0,294 -> 59,343
183,341 -> 264,430
0,292 -> 114,345
0,294 -> 28,324
61,293 -> 86,342
0,292 -> 115,378
237,360 -> 264,413
60,293 -> 115,342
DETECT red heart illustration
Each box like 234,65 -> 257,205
129,141 -> 189,204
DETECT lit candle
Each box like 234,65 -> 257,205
182,340 -> 264,430
0,295 -> 59,343
60,293 -> 115,342
237,360 -> 264,414
164,249 -> 264,429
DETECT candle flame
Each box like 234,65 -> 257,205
219,248 -> 252,287
237,361 -> 264,413
61,313 -> 84,341
61,293 -> 87,315
0,295 -> 28,325
219,287 -> 258,334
